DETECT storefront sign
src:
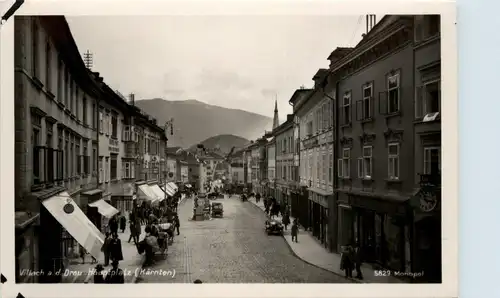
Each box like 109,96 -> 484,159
302,137 -> 318,149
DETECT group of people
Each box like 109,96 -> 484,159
340,242 -> 364,280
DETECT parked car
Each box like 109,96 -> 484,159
211,202 -> 224,218
265,220 -> 284,235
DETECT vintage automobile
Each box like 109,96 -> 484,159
211,202 -> 224,218
265,220 -> 284,235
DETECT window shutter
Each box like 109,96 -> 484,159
378,91 -> 388,115
337,159 -> 343,178
357,157 -> 363,178
356,100 -> 363,121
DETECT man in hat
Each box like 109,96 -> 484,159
93,264 -> 105,284
105,260 -> 124,284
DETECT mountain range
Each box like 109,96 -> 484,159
134,98 -> 273,148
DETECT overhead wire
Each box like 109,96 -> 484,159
349,15 -> 364,46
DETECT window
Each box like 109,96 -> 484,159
423,147 -> 441,175
64,70 -> 69,107
111,114 -> 117,138
75,88 -> 79,120
341,92 -> 351,125
57,60 -> 63,102
92,104 -> 97,129
322,149 -> 327,183
283,165 -> 287,180
337,148 -> 350,178
317,108 -> 323,132
122,161 -> 135,179
388,143 -> 400,180
105,157 -> 110,182
357,83 -> 373,121
31,20 -> 39,77
322,103 -> 328,129
76,140 -> 81,175
416,80 -> 441,119
387,73 -> 400,114
69,81 -> 73,112
92,147 -> 97,175
32,124 -> 41,183
328,149 -> 333,183
98,158 -> 103,183
110,155 -> 117,180
306,121 -> 313,137
358,146 -> 373,179
83,144 -> 89,175
283,139 -> 287,153
45,40 -> 51,90
415,15 -> 440,42
82,97 -> 87,126
108,113 -> 112,135
123,125 -> 130,141
99,109 -> 103,133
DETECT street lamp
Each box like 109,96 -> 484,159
163,118 -> 174,204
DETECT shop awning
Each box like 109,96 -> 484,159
88,199 -> 119,218
167,182 -> 178,192
138,184 -> 159,203
185,184 -> 192,188
162,184 -> 175,196
150,185 -> 166,202
42,191 -> 104,259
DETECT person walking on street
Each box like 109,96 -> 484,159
291,221 -> 298,242
119,214 -> 127,233
174,214 -> 180,235
128,220 -> 139,244
93,264 -> 105,284
105,260 -> 125,284
109,232 -> 124,262
108,215 -> 118,235
354,242 -> 364,280
282,213 -> 290,230
340,244 -> 354,278
101,232 -> 112,266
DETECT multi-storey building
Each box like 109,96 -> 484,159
14,16 -> 102,283
274,115 -> 296,209
331,15 -> 417,273
411,14 -> 441,282
293,69 -> 335,250
13,16 -> 171,283
266,138 -> 276,197
229,150 -> 245,184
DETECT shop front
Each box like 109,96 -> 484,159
410,174 -> 442,283
308,190 -> 330,249
297,186 -> 310,230
337,192 -> 412,273
290,187 -> 300,219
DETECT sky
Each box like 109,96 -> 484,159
67,15 -> 380,118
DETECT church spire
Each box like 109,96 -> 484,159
272,99 -> 279,130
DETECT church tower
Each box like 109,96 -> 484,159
272,99 -> 279,130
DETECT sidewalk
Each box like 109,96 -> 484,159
62,223 -> 146,284
247,196 -> 404,283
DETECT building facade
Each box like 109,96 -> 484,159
411,14 -> 441,282
294,69 -> 335,250
266,138 -> 276,197
274,115 -> 295,208
331,16 -> 417,272
13,16 -> 170,283
229,150 -> 245,184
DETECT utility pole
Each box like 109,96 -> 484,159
163,118 -> 174,203
83,50 -> 93,69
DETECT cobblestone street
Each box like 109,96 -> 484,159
136,196 -> 352,283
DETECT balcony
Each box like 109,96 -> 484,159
33,146 -> 64,188
419,173 -> 441,186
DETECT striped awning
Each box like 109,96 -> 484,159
162,184 -> 176,197
150,185 -> 166,202
167,182 -> 178,192
42,191 -> 104,259
88,199 -> 119,218
138,184 -> 159,203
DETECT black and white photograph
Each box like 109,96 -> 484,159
0,1 -> 457,297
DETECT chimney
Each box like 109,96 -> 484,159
366,14 -> 376,34
129,93 -> 135,106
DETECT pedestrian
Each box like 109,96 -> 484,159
291,221 -> 298,242
340,244 -> 354,278
79,244 -> 86,264
101,232 -> 112,266
109,232 -> 124,262
128,220 -> 139,244
93,264 -> 105,284
120,214 -> 127,233
105,260 -> 125,284
256,193 -> 261,203
108,215 -> 118,235
174,214 -> 180,235
144,226 -> 157,266
282,213 -> 290,230
354,242 -> 364,280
